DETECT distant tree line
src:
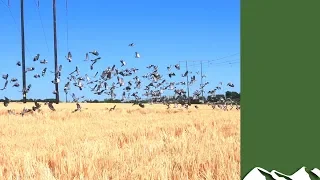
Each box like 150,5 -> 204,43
0,91 -> 240,104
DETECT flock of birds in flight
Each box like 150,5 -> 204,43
1,43 -> 240,116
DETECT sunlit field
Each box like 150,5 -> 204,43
0,103 -> 240,180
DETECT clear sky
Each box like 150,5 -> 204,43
0,0 -> 240,101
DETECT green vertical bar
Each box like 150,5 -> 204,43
241,0 -> 320,178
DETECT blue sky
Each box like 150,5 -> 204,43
0,0 -> 239,101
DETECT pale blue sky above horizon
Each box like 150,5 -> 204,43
0,0 -> 239,101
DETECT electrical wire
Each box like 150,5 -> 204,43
66,0 -> 69,52
33,0 -> 50,52
179,52 -> 240,67
0,0 -> 33,59
209,59 -> 240,65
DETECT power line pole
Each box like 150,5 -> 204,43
53,0 -> 59,104
20,0 -> 27,103
200,61 -> 204,103
186,61 -> 190,104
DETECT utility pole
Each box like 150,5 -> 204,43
53,0 -> 59,104
200,61 -> 204,102
186,61 -> 190,104
20,0 -> 27,103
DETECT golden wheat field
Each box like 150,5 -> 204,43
0,102 -> 240,180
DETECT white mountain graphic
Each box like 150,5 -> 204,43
243,167 -> 320,180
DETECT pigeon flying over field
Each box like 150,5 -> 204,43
117,76 -> 125,86
40,59 -> 48,64
167,65 -> 172,71
169,72 -> 175,78
21,107 -> 33,117
21,84 -> 32,94
32,101 -> 41,111
227,82 -> 234,87
138,103 -> 145,108
120,60 -> 126,67
42,68 -> 47,76
3,97 -> 10,107
0,80 -> 8,90
90,57 -> 101,70
174,64 -> 180,70
109,105 -> 116,111
33,54 -> 40,61
72,103 -> 81,113
66,51 -> 72,62
33,74 -> 40,78
135,52 -> 140,58
25,67 -> 35,73
84,53 -> 89,61
2,74 -> 8,80
128,43 -> 134,47
12,82 -> 19,87
89,50 -> 99,56
7,109 -> 15,115
10,78 -> 17,82
182,71 -> 188,77
48,102 -> 56,111
94,71 -> 99,78
16,61 -> 21,66
51,77 -> 60,84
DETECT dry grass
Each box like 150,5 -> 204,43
0,103 -> 240,180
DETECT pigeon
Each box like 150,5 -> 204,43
21,107 -> 33,116
42,68 -> 47,76
66,51 -> 72,62
12,83 -> 20,88
51,77 -> 60,84
10,78 -> 18,82
7,109 -> 15,115
0,80 -> 8,90
138,103 -> 145,108
72,103 -> 81,113
227,82 -> 234,87
182,71 -> 188,77
33,54 -> 40,61
40,59 -> 48,64
94,71 -> 99,78
117,76 -> 125,86
128,43 -> 134,47
2,74 -> 8,80
135,52 -> 140,58
90,57 -> 101,70
109,105 -> 116,111
120,60 -> 126,67
48,102 -> 56,111
16,61 -> 21,66
84,53 -> 89,61
169,72 -> 175,78
3,97 -> 10,107
89,50 -> 99,56
25,67 -> 35,73
32,101 -> 41,111
22,84 -> 32,94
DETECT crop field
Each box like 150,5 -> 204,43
0,103 -> 240,180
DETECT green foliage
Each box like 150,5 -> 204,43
0,91 -> 240,104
